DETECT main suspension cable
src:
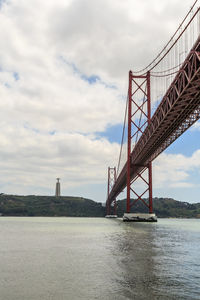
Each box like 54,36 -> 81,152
133,0 -> 199,75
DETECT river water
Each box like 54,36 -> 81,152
0,217 -> 199,300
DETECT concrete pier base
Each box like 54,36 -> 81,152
105,215 -> 118,218
123,213 -> 157,222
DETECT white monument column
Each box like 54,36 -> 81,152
55,178 -> 61,197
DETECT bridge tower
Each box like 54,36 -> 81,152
124,70 -> 156,221
106,167 -> 117,217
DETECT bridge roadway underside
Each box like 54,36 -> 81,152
108,36 -> 200,204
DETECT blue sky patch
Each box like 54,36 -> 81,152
59,56 -> 117,89
165,129 -> 200,156
5,83 -> 11,88
23,123 -> 40,134
59,56 -> 99,85
49,130 -> 56,135
97,123 -> 127,144
81,74 -> 100,84
13,72 -> 20,81
0,0 -> 6,9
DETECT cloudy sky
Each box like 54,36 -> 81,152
0,0 -> 199,203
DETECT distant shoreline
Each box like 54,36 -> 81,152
0,194 -> 200,218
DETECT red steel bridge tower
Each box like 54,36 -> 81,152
126,70 -> 153,216
107,71 -> 155,221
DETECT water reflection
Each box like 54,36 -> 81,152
107,219 -> 200,300
108,221 -> 157,300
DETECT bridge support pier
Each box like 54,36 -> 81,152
123,213 -> 157,222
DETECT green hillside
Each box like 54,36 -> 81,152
0,194 -> 105,217
0,194 -> 200,218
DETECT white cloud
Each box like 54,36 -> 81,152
190,121 -> 200,131
153,150 -> 200,189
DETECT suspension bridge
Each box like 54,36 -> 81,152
106,1 -> 200,221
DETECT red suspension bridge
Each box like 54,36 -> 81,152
106,1 -> 200,221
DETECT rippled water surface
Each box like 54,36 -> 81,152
0,217 -> 200,300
